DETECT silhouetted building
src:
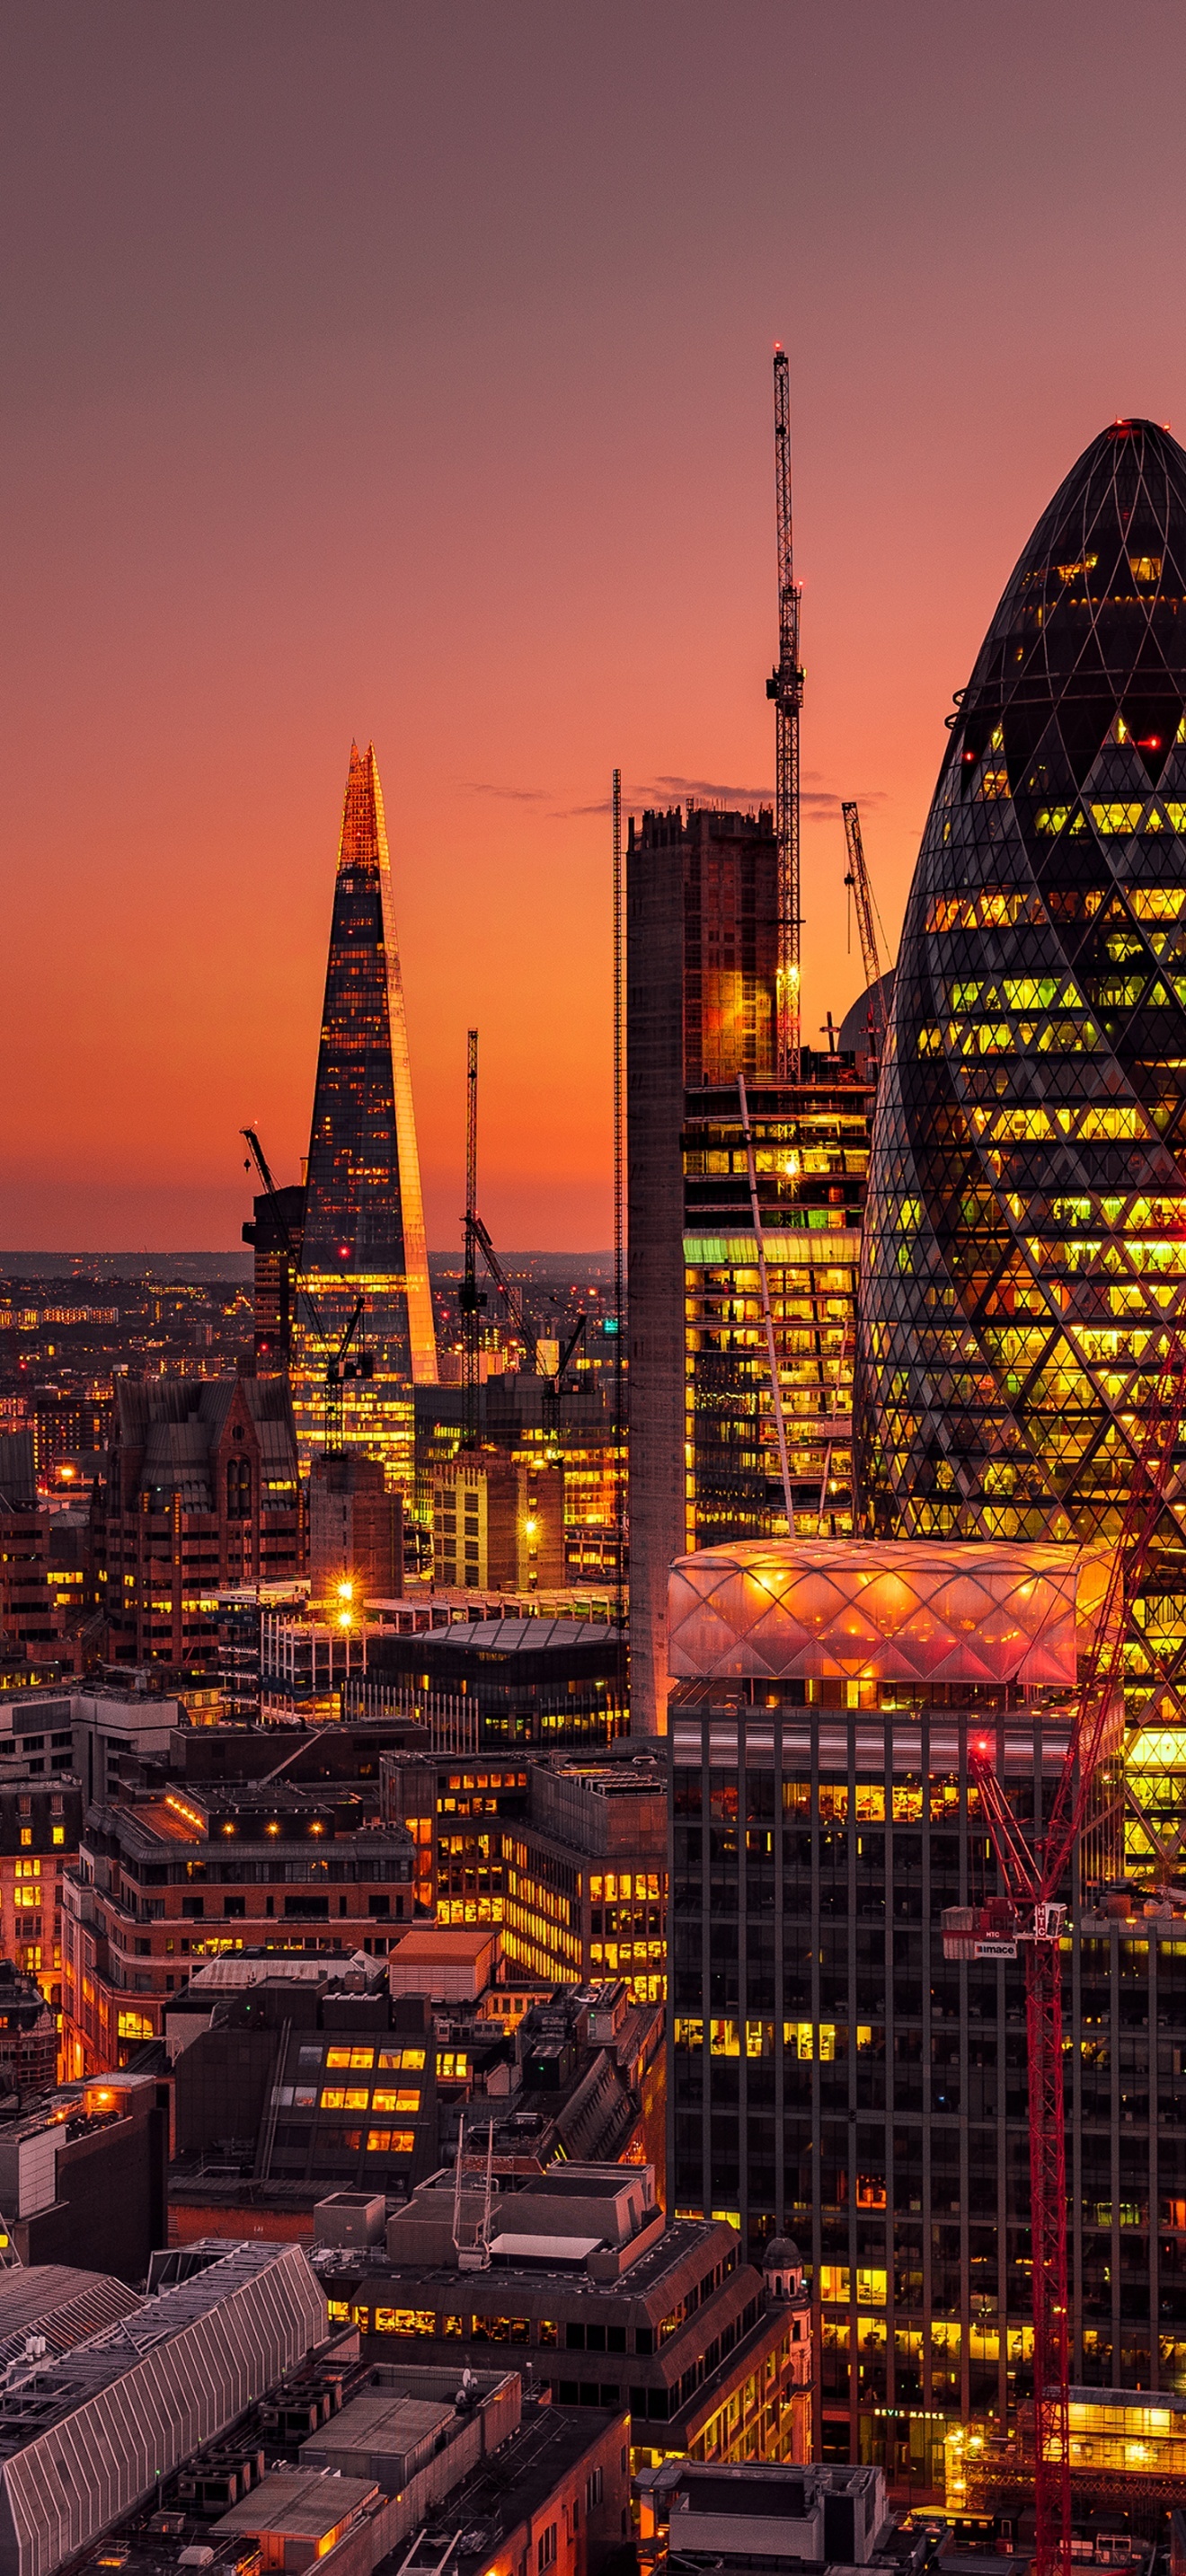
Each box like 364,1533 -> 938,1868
292,744 -> 437,1494
0,2068 -> 169,2280
310,1451 -> 403,1605
243,1180 -> 306,1369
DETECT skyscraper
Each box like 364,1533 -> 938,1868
627,801 -> 872,1733
857,420 -> 1186,1722
292,742 -> 437,1494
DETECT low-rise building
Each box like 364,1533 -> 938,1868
62,1785 -> 415,2076
165,1961 -> 663,2232
633,2460 -> 911,2576
0,2066 -> 169,2280
0,2235 -> 629,2576
309,2162 -> 812,2474
0,2238 -> 326,2576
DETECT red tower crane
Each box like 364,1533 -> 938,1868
951,1335 -> 1184,2576
767,348 -> 804,1078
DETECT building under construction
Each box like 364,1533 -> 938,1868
626,794 -> 873,1734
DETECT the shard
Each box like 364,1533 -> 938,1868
292,741 -> 437,1493
857,419 -> 1186,1712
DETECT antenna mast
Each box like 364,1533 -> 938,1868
767,348 -> 803,1078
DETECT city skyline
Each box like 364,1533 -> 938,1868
7,5 -> 1186,1249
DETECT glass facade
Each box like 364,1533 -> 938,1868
293,741 -> 437,1493
668,1678 -> 1186,2500
685,1081 -> 869,1545
858,419 -> 1186,1714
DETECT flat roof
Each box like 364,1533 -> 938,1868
389,1929 -> 497,1962
216,2468 -> 378,2540
488,2233 -> 602,2263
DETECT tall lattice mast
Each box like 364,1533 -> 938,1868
767,348 -> 803,1077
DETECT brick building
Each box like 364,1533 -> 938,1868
61,1782 -> 414,2075
91,1374 -> 302,1668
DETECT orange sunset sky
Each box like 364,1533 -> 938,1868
5,3 -> 1186,1252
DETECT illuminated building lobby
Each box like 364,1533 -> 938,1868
666,1533 -> 1186,2502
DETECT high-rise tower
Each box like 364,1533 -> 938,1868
292,742 -> 437,1495
627,802 -> 872,1734
857,420 -> 1186,1716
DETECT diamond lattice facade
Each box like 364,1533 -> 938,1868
293,743 -> 437,1493
857,419 -> 1186,1720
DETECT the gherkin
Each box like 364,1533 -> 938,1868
857,419 -> 1186,1712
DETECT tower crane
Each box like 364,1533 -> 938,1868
948,1332 -> 1185,2576
240,1127 -> 372,1452
767,348 -> 804,1078
456,1040 -> 587,1444
457,1031 -> 485,1449
841,802 -> 890,1071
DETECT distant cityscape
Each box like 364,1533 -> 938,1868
3,397 -> 1186,2576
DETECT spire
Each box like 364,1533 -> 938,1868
294,741 -> 438,1486
338,740 -> 383,875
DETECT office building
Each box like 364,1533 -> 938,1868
60,1783 -> 415,2075
357,1616 -> 628,1751
433,1454 -> 565,1594
53,2322 -> 629,2576
169,1961 -> 440,2210
0,2238 -> 327,2576
380,1746 -> 667,1999
662,1532 -> 1186,2501
627,800 -> 872,1733
0,1960 -> 58,2098
309,2158 -> 811,2472
292,743 -> 437,1495
166,1954 -> 662,2236
90,1375 -> 301,1668
0,1434 -> 63,1663
857,418 -> 1186,1725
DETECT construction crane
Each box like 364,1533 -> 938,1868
456,1038 -> 586,1442
841,802 -> 890,1071
457,1031 -> 485,1448
948,1332 -> 1184,2576
240,1127 -> 372,1451
766,347 -> 804,1078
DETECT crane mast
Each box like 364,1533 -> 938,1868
841,803 -> 890,1070
955,1333 -> 1184,2576
458,1030 -> 484,1449
767,348 -> 803,1078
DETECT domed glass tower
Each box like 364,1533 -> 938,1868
858,420 -> 1186,1704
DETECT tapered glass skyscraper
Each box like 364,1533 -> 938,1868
292,742 -> 437,1495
